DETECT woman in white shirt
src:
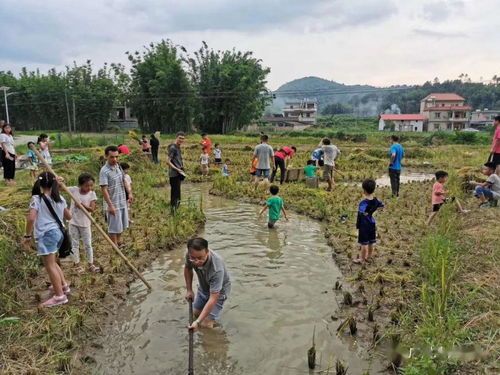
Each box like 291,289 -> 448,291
0,123 -> 17,184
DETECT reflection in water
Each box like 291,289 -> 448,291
92,185 -> 385,375
376,172 -> 434,187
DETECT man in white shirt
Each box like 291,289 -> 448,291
321,138 -> 340,191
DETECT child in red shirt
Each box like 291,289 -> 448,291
426,170 -> 467,225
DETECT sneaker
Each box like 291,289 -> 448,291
48,284 -> 71,294
41,294 -> 68,308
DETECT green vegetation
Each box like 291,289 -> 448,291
0,62 -> 124,132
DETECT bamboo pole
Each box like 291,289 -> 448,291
29,144 -> 152,290
188,301 -> 194,375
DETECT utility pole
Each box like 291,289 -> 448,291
0,86 -> 10,123
64,91 -> 72,134
72,97 -> 76,133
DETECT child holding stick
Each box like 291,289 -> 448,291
68,173 -> 99,274
426,170 -> 467,225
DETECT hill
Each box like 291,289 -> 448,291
267,76 -> 500,118
268,76 -> 387,117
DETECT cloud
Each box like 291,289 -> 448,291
421,0 -> 465,22
413,28 -> 466,38
123,0 -> 397,33
0,0 -> 499,90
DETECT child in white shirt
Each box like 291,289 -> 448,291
68,173 -> 99,273
200,148 -> 210,175
214,144 -> 222,165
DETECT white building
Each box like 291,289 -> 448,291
282,99 -> 317,124
379,114 -> 425,132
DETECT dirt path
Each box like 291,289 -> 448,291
14,134 -> 38,146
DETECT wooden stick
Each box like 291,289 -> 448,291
188,301 -> 194,375
29,144 -> 152,290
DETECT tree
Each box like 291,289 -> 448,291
187,42 -> 271,133
0,63 -> 121,131
127,40 -> 194,134
321,102 -> 352,115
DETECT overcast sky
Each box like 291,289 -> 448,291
1,0 -> 498,90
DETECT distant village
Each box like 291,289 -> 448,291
110,92 -> 498,133
258,93 -> 497,132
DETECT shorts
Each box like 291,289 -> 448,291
37,229 -> 63,256
432,203 -> 443,212
193,288 -> 228,321
268,219 -> 278,228
474,186 -> 495,199
358,225 -> 377,245
490,153 -> 500,167
106,208 -> 129,234
215,158 -> 222,164
256,169 -> 270,178
322,164 -> 335,181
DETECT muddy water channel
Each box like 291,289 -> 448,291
92,185 -> 385,375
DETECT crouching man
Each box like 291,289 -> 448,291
185,237 -> 231,329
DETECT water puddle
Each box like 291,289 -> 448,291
376,172 -> 434,187
91,185 -> 385,375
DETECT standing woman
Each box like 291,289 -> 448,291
150,133 -> 160,164
23,172 -> 72,307
38,133 -> 52,167
0,123 -> 17,185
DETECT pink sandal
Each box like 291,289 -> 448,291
41,294 -> 68,308
89,264 -> 100,273
353,258 -> 363,264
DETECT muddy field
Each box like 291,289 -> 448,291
0,134 -> 498,374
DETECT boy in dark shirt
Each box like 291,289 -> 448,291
354,179 -> 384,264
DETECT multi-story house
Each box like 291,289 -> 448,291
470,109 -> 500,128
420,93 -> 472,131
282,99 -> 317,125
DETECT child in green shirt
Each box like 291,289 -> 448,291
304,159 -> 319,188
259,185 -> 288,228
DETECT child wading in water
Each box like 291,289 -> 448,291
354,179 -> 384,264
259,185 -> 288,228
23,172 -> 72,307
68,173 -> 99,273
426,170 -> 467,225
200,148 -> 210,176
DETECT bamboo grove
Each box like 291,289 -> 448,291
0,40 -> 271,134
